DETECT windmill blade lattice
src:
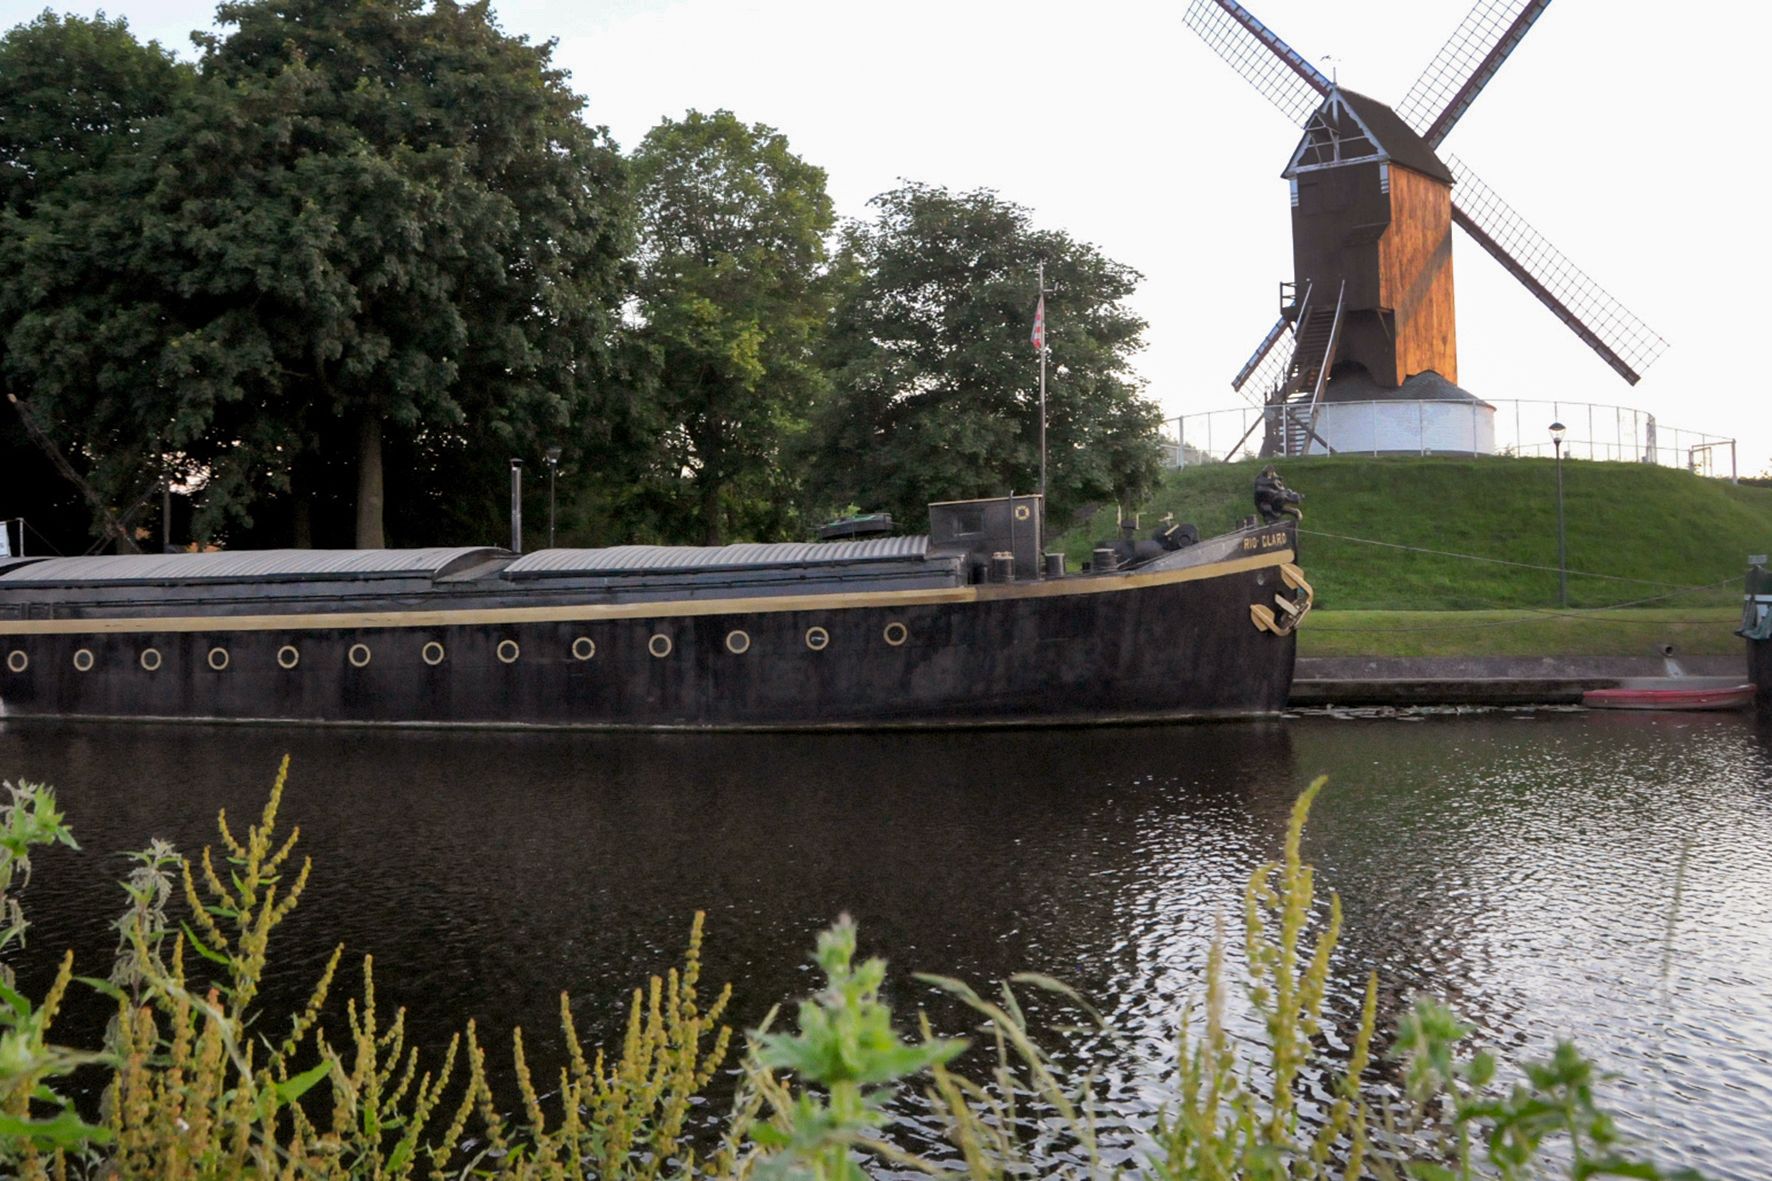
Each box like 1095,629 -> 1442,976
1231,314 -> 1294,402
1448,155 -> 1667,385
1181,0 -> 1329,127
1396,0 -> 1554,146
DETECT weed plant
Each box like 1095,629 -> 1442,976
0,764 -> 1703,1179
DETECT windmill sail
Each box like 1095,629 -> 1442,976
1396,0 -> 1554,147
1448,156 -> 1667,385
1231,314 -> 1292,397
1181,0 -> 1328,127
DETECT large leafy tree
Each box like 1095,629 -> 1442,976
811,184 -> 1163,531
627,110 -> 834,545
1,0 -> 632,548
0,13 -> 194,552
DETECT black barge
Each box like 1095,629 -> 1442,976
0,496 -> 1310,729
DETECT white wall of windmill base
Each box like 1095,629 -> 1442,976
1304,401 -> 1498,456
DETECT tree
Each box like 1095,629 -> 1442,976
1,1 -> 633,548
810,184 -> 1163,532
0,13 -> 194,552
627,110 -> 834,545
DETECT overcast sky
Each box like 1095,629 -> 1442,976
6,0 -> 1768,476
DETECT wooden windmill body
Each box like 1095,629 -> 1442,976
1186,0 -> 1667,459
1287,88 -> 1457,390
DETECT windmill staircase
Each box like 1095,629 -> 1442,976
1264,280 -> 1344,457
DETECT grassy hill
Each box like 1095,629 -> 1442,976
1057,456 -> 1772,613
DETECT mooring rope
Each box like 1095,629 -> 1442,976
1292,523 -> 1740,629
1301,576 -> 1740,632
1298,527 -> 1725,589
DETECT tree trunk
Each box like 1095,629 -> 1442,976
701,477 -> 722,546
292,497 -> 312,548
356,416 -> 385,549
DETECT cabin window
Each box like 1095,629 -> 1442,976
648,634 -> 673,659
804,626 -> 830,651
496,639 -> 521,664
1379,162 -> 1390,194
571,636 -> 596,661
882,621 -> 908,647
347,643 -> 372,668
207,647 -> 230,671
72,648 -> 94,672
1289,178 -> 1300,208
139,648 -> 161,672
277,645 -> 300,669
422,641 -> 446,666
5,649 -> 27,673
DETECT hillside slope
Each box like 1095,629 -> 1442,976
1059,457 -> 1772,611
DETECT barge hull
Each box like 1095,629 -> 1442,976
0,541 -> 1299,730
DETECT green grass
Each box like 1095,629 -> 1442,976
1060,455 -> 1772,612
1298,606 -> 1746,659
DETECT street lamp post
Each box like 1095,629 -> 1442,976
1550,421 -> 1567,608
544,446 -> 562,548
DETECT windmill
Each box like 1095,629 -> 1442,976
1184,0 -> 1667,457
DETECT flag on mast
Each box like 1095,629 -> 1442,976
1031,292 -> 1045,352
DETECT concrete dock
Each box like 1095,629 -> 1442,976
1291,655 -> 1748,707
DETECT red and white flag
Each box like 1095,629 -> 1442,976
1031,294 -> 1045,352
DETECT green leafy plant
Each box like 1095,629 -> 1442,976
0,780 -> 111,1169
740,915 -> 965,1180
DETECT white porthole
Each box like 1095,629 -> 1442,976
496,639 -> 520,664
277,645 -> 301,670
882,622 -> 908,647
5,650 -> 27,673
422,641 -> 446,666
72,648 -> 95,672
804,626 -> 830,652
207,647 -> 230,671
725,629 -> 751,655
571,636 -> 596,661
347,643 -> 372,668
648,634 -> 673,659
139,648 -> 162,672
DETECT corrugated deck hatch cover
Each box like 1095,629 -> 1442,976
504,536 -> 931,577
0,547 -> 509,585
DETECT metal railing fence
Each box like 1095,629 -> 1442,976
1166,398 -> 1738,480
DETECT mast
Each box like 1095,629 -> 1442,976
6,392 -> 141,553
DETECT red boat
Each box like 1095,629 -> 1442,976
1582,684 -> 1756,712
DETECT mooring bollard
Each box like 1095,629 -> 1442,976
1745,555 -> 1771,709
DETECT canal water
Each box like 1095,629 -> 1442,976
2,710 -> 1769,1178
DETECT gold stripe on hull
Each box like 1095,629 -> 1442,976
0,549 -> 1295,637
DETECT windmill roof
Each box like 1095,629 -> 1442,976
1336,89 -> 1454,185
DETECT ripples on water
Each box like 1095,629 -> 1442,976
2,711 -> 1769,1178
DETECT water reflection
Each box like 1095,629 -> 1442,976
2,711 -> 1769,1178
